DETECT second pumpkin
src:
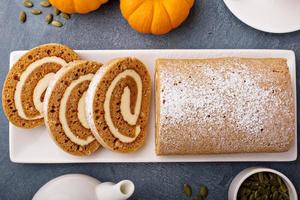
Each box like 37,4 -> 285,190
120,0 -> 195,35
49,0 -> 109,14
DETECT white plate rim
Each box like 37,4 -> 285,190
223,0 -> 300,34
9,49 -> 297,163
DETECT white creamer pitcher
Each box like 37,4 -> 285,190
32,174 -> 135,200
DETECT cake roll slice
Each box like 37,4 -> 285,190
2,43 -> 79,128
86,57 -> 151,153
156,58 -> 295,155
44,61 -> 102,156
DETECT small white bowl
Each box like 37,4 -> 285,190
228,167 -> 298,200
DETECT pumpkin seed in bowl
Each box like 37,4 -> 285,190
237,172 -> 290,200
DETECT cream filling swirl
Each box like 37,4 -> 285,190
14,57 -> 67,120
59,74 -> 95,146
77,92 -> 90,129
33,73 -> 55,114
104,69 -> 142,143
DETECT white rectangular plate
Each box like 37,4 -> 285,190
9,49 -> 297,163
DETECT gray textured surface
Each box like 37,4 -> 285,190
0,0 -> 299,199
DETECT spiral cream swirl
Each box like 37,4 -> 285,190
59,74 -> 95,146
104,69 -> 142,143
14,57 -> 67,120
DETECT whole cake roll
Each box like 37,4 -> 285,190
44,60 -> 102,156
155,58 -> 295,155
2,43 -> 79,128
86,57 -> 151,153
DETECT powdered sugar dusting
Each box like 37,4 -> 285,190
157,58 -> 295,154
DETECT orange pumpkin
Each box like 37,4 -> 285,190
49,0 -> 109,14
120,0 -> 195,35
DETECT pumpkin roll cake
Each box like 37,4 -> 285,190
2,43 -> 79,128
44,61 -> 102,156
86,57 -> 151,153
155,58 -> 295,155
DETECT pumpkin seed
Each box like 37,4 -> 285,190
40,0 -> 51,7
272,191 -> 279,200
277,176 -> 282,185
271,186 -> 277,193
54,8 -> 61,15
257,186 -> 264,194
193,195 -> 203,200
61,13 -> 71,20
258,173 -> 264,183
45,14 -> 53,24
270,176 -> 279,186
51,20 -> 63,27
262,194 -> 268,200
23,0 -> 33,8
199,185 -> 208,198
279,184 -> 288,193
245,188 -> 251,196
250,182 -> 259,190
19,11 -> 26,23
249,194 -> 255,200
31,9 -> 42,15
280,192 -> 290,200
183,183 -> 192,197
253,174 -> 259,181
254,190 -> 259,198
264,175 -> 270,185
